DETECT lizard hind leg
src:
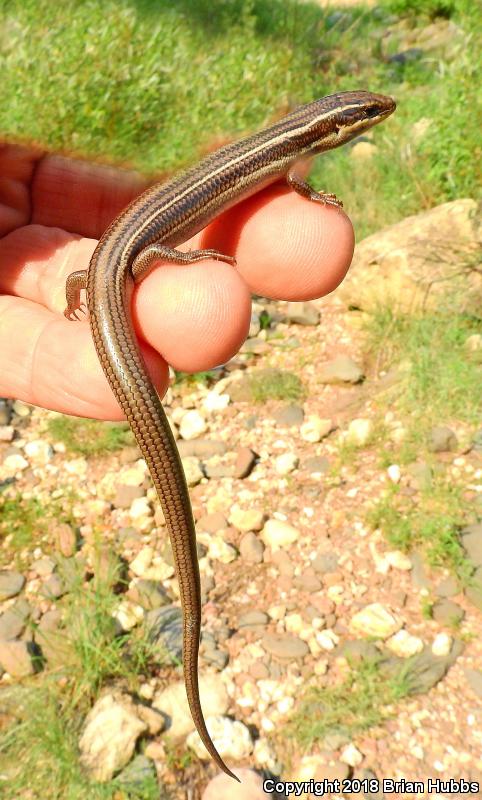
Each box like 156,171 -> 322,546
64,270 -> 88,320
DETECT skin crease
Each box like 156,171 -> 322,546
0,145 -> 354,420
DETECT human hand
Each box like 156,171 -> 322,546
0,144 -> 354,420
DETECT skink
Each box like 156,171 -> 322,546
64,90 -> 395,782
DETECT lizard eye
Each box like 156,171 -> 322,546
365,105 -> 379,118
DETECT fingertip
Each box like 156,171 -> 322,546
205,184 -> 355,301
134,257 -> 251,373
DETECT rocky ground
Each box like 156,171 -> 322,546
0,199 -> 481,800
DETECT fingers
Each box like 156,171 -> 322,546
0,293 -> 167,419
0,169 -> 355,416
203,182 -> 354,300
0,145 -> 150,241
133,185 -> 354,370
32,155 -> 150,240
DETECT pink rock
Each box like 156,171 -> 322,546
202,768 -> 270,799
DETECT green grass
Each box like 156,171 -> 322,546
174,369 -> 220,389
1,0 -> 479,237
286,657 -> 411,748
0,551 -> 167,799
338,307 -> 481,578
248,367 -> 305,403
0,495 -> 46,550
0,492 -> 77,555
367,478 -> 474,580
0,684 -> 161,799
363,310 -> 482,426
58,556 -> 164,702
46,416 -> 134,456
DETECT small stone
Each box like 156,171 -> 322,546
385,550 -> 412,570
386,629 -> 424,657
79,693 -> 148,781
345,418 -> 373,446
355,768 -> 385,799
410,552 -> 431,590
322,732 -> 351,751
38,609 -> 62,632
202,767 -> 261,798
239,532 -> 264,564
56,524 -> 77,557
188,716 -> 252,762
300,416 -> 333,443
432,599 -> 464,626
472,429 -> 482,452
179,409 -> 207,440
0,640 -> 39,677
270,549 -> 294,577
239,337 -> 269,355
318,355 -> 364,384
24,439 -> 54,464
428,425 -> 458,452
3,452 -> 29,472
409,652 -> 452,694
0,599 -> 31,640
317,761 -> 350,781
237,610 -> 269,631
114,483 -> 145,508
465,334 -> 482,351
112,600 -> 144,631
461,523 -> 482,567
312,552 -> 339,574
261,519 -> 300,549
387,464 -> 401,483
153,676 -> 229,738
134,705 -> 165,736
304,456 -> 330,474
116,755 -> 156,789
181,456 -> 204,487
0,571 -> 25,601
145,606 -> 183,661
271,404 -> 305,427
464,567 -> 482,611
340,742 -> 363,767
464,669 -> 482,699
203,648 -> 229,670
40,573 -> 66,600
249,661 -> 270,680
32,557 -> 56,577
229,507 -> 264,532
130,546 -> 153,577
284,301 -> 320,326
350,603 -> 401,639
0,425 -> 14,442
407,462 -> 433,490
294,572 -> 321,592
127,579 -> 169,610
207,537 -> 237,564
0,399 -> 12,425
234,447 -> 257,479
261,633 -> 309,660
432,632 -> 452,657
202,391 -> 230,412
196,512 -> 228,533
274,452 -> 299,474
12,400 -> 32,417
316,630 -> 339,650
435,575 -> 460,597
177,438 -> 226,458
